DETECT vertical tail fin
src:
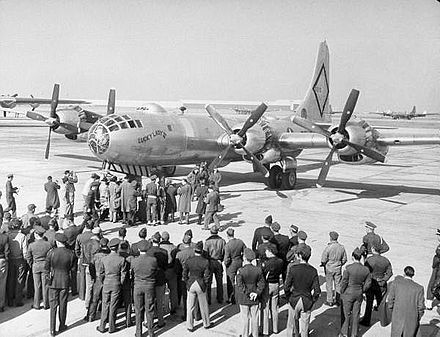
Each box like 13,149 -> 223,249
410,106 -> 416,115
294,41 -> 330,122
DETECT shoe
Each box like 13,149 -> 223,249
187,327 -> 194,332
50,331 -> 56,337
324,301 -> 334,307
88,316 -> 95,322
44,305 -> 50,310
204,322 -> 215,329
58,325 -> 68,333
109,329 -> 116,334
96,327 -> 106,334
31,305 -> 40,310
83,316 -> 89,322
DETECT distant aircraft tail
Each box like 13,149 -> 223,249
294,41 -> 330,122
410,105 -> 416,115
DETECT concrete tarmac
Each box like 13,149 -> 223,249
0,117 -> 439,337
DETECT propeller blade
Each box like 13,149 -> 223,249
342,140 -> 386,163
237,103 -> 268,137
205,104 -> 234,135
338,89 -> 359,134
107,88 -> 116,115
316,147 -> 336,188
291,115 -> 332,138
45,127 -> 52,160
26,111 -> 47,122
209,144 -> 232,171
50,84 -> 60,118
240,145 -> 269,177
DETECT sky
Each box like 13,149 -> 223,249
0,0 -> 439,112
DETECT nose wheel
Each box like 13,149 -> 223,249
267,165 -> 297,190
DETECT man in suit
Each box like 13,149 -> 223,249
146,232 -> 168,328
26,226 -> 52,310
203,185 -> 220,230
360,243 -> 393,326
183,241 -> 212,331
340,248 -> 372,337
224,228 -> 245,305
388,266 -> 425,337
204,225 -> 226,304
285,245 -> 321,337
97,238 -> 127,333
321,231 -> 347,307
45,233 -> 75,336
131,240 -> 158,337
251,215 -> 275,251
236,248 -> 266,337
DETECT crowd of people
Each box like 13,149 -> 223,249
0,168 -> 435,337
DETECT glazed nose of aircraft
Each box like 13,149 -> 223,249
88,121 -> 110,156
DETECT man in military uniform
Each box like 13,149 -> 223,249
82,227 -> 102,312
183,241 -> 212,331
26,226 -> 52,310
224,228 -> 245,304
0,225 -> 9,311
4,174 -> 18,218
360,243 -> 393,326
256,234 -> 278,263
131,227 -> 151,257
271,222 -> 290,281
119,239 -> 133,328
97,238 -> 127,333
43,219 -> 59,248
147,232 -> 168,328
132,240 -> 158,337
159,231 -> 178,314
286,230 -> 312,263
75,220 -> 94,301
7,219 -> 27,307
204,225 -> 226,304
45,233 -> 76,336
175,230 -> 195,319
251,215 -> 275,251
360,221 -> 389,257
203,184 -> 221,230
144,175 -> 158,226
289,224 -> 299,248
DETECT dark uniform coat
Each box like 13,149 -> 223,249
284,263 -> 321,311
182,255 -> 210,292
44,181 -> 60,210
251,226 -> 275,251
194,185 -> 208,215
388,275 -> 425,337
236,263 -> 266,306
45,247 -> 75,289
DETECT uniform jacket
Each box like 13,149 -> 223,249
365,254 -> 393,286
251,226 -> 275,251
321,241 -> 347,272
43,229 -> 57,248
0,232 -> 10,259
131,254 -> 157,287
83,237 -> 100,265
388,275 -> 425,337
144,182 -> 158,199
45,247 -> 75,289
205,190 -> 220,212
5,180 -> 17,201
236,263 -> 266,305
8,229 -> 27,259
177,184 -> 192,213
182,254 -> 210,291
175,245 -> 195,276
361,232 -> 389,255
286,242 -> 312,262
131,239 -> 151,257
273,233 -> 290,261
262,256 -> 284,283
340,262 -> 371,299
205,234 -> 226,261
146,245 -> 168,286
285,262 -> 321,311
99,251 -> 127,287
74,230 -> 93,262
44,181 -> 60,209
194,185 -> 208,214
90,247 -> 110,281
256,242 -> 278,262
159,240 -> 177,269
26,238 -> 52,268
224,238 -> 246,269
64,222 -> 86,250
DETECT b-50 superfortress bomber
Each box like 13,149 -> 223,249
85,41 -> 440,189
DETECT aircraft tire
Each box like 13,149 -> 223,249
268,165 -> 282,189
281,169 -> 297,190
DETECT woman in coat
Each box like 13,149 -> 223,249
177,179 -> 192,225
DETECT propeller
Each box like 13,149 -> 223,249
206,103 -> 269,177
44,84 -> 60,159
292,89 -> 385,187
107,88 -> 115,115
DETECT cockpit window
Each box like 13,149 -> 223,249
119,121 -> 128,129
135,120 -> 143,128
114,116 -> 123,122
109,124 -> 120,132
128,120 -> 136,128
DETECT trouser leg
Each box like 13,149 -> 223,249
109,288 -> 121,332
203,212 -> 212,229
6,260 -> 17,305
49,288 -> 59,333
250,304 -> 259,337
270,283 -> 279,333
59,288 -> 68,328
165,269 -> 178,313
186,285 -> 196,330
26,263 -> 33,299
85,266 -> 94,308
99,288 -> 111,330
88,282 -> 102,319
33,271 -> 42,308
16,260 -> 26,305
0,259 -> 8,309
213,261 -> 223,302
70,259 -> 78,295
351,298 -> 362,337
155,284 -> 165,325
300,309 -> 311,337
146,287 -> 155,337
212,212 -> 220,227
196,285 -> 210,328
326,271 -> 334,303
334,269 -> 342,305
341,296 -> 353,336
134,287 -> 144,337
240,305 -> 250,337
263,294 -> 270,335
123,286 -> 132,326
363,287 -> 374,324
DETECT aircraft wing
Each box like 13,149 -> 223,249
182,99 -> 302,112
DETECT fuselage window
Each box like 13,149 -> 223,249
128,120 -> 136,128
119,121 -> 128,129
122,115 -> 132,121
114,116 -> 123,122
135,120 -> 143,128
109,124 -> 119,132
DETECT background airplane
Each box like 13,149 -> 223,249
371,106 -> 437,119
86,41 -> 440,189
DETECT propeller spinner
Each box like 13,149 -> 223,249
291,89 -> 385,187
205,103 -> 269,177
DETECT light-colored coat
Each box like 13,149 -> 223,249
120,180 -> 139,212
388,275 -> 425,337
177,184 -> 192,213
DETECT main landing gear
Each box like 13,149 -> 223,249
267,164 -> 297,190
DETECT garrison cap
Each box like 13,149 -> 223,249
109,238 -> 120,248
265,215 -> 273,224
290,225 -> 299,233
34,226 -> 46,236
161,231 -> 170,241
210,226 -> 219,234
55,233 -> 68,244
226,228 -> 234,236
298,230 -> 307,240
270,222 -> 281,231
152,232 -> 161,243
244,248 -> 256,261
92,227 -> 102,235
329,231 -> 339,240
365,221 -> 377,230
138,241 -> 150,252
28,204 -> 36,211
100,238 -> 109,247
195,241 -> 204,254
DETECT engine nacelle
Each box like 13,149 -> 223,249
229,124 -> 267,155
328,120 -> 389,165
